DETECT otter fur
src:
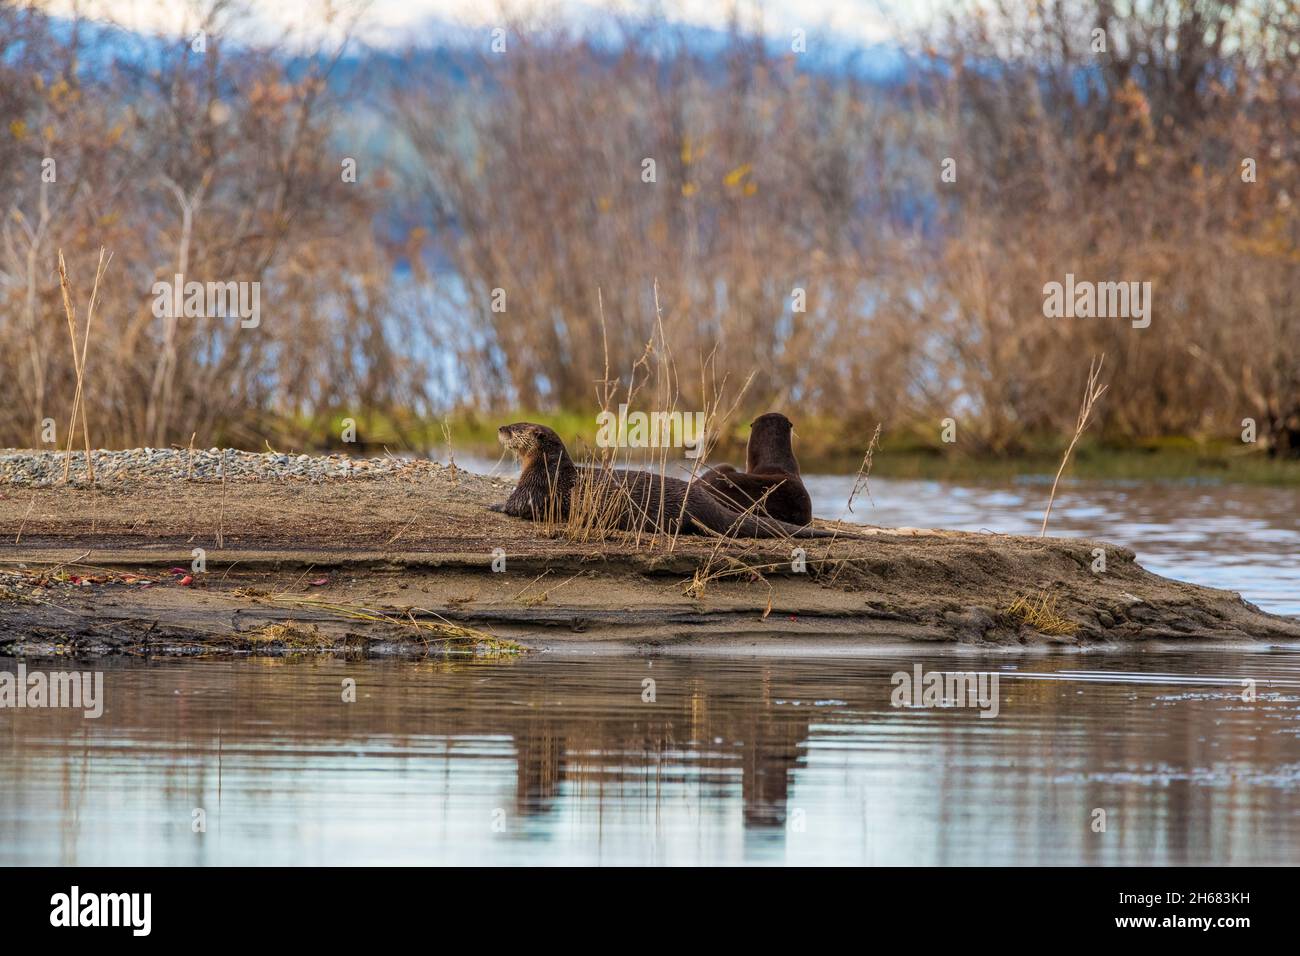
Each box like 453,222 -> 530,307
699,412 -> 812,525
490,422 -> 838,539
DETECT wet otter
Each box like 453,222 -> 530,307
490,422 -> 837,538
699,412 -> 812,525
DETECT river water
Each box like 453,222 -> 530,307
806,475 -> 1300,617
1,476 -> 1297,865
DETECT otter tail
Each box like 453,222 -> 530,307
689,499 -> 852,539
732,514 -> 847,539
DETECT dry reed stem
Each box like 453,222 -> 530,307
216,450 -> 227,549
684,551 -> 774,601
824,423 -> 882,581
56,248 -> 109,484
441,417 -> 457,481
1040,355 -> 1108,537
14,493 -> 37,545
55,251 -> 79,483
384,514 -> 420,546
75,249 -> 109,479
510,569 -> 583,606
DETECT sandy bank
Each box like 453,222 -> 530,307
0,454 -> 1295,656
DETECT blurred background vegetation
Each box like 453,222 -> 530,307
2,0 -> 1298,479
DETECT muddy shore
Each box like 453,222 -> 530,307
1,453 -> 1296,656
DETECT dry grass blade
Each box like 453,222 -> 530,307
1041,356 -> 1108,537
263,594 -> 524,652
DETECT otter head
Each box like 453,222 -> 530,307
751,412 -> 794,434
498,422 -> 572,470
746,412 -> 799,473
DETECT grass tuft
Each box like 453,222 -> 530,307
243,621 -> 333,648
1001,591 -> 1078,636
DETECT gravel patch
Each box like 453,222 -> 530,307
0,448 -> 462,486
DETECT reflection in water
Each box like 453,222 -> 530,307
3,651 -> 1299,865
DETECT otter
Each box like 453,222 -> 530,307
490,422 -> 838,538
699,412 -> 812,525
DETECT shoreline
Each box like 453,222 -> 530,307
10,433 -> 1298,488
361,413 -> 1300,486
2,450 -> 1297,658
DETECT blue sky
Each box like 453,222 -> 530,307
44,0 -> 922,47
